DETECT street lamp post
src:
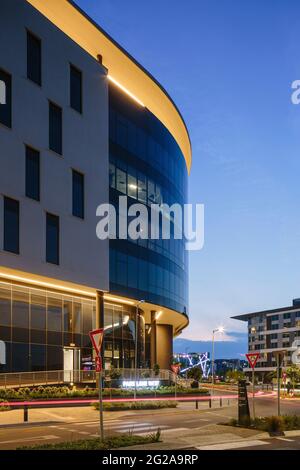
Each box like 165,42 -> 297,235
273,350 -> 285,417
134,300 -> 145,400
211,327 -> 224,392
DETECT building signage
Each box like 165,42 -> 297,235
238,379 -> 250,424
122,380 -> 160,388
0,341 -> 6,365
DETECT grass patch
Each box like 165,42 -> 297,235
93,400 -> 178,411
227,415 -> 300,433
18,430 -> 161,450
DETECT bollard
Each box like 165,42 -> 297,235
220,398 -> 222,407
195,400 -> 199,410
24,405 -> 28,422
227,399 -> 230,406
209,399 -> 212,408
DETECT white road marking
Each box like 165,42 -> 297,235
39,411 -> 74,421
275,437 -> 295,442
162,427 -> 188,433
197,440 -> 270,450
185,419 -> 210,423
0,435 -> 59,445
83,421 -> 138,428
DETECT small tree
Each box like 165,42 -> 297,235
225,369 -> 245,383
187,367 -> 202,382
153,363 -> 160,377
263,371 -> 276,384
286,365 -> 300,392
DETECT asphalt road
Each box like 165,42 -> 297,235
0,393 -> 299,450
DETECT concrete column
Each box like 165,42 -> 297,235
156,324 -> 173,370
150,310 -> 157,368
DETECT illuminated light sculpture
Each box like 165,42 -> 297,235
174,352 -> 211,378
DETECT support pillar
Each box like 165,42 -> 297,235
150,311 -> 157,368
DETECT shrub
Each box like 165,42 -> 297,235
18,433 -> 161,450
228,418 -> 238,427
93,400 -> 178,412
190,380 -> 199,389
0,384 -> 209,401
0,401 -> 11,412
265,416 -> 284,434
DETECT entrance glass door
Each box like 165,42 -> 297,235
63,348 -> 81,383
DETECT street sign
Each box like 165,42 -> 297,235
171,364 -> 180,375
89,328 -> 104,442
95,356 -> 102,373
282,371 -> 287,383
246,352 -> 260,370
245,353 -> 260,419
238,379 -> 250,424
89,328 -> 104,357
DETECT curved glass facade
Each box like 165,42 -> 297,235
109,85 -> 189,315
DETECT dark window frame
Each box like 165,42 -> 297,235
70,64 -> 83,114
72,169 -> 85,219
46,212 -> 60,265
26,30 -> 42,86
25,145 -> 40,201
3,196 -> 20,254
49,101 -> 63,155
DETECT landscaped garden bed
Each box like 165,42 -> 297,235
18,431 -> 161,450
226,415 -> 300,434
0,385 -> 209,402
93,400 -> 178,411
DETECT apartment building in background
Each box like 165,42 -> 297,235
232,299 -> 300,376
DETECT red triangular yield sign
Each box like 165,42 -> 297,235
246,352 -> 260,369
89,328 -> 104,357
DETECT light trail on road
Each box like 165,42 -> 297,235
0,390 -> 278,408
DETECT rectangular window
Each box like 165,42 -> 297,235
109,163 -> 116,189
46,213 -> 59,265
128,168 -> 137,199
72,170 -> 84,219
27,31 -> 41,86
0,69 -> 12,128
25,146 -> 40,201
70,65 -> 82,113
49,102 -> 62,155
3,197 -> 19,254
116,168 -> 126,194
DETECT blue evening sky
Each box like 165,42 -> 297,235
75,0 -> 300,344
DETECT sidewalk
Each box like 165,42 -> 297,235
120,424 -> 300,450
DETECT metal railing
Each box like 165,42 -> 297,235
0,368 -> 176,389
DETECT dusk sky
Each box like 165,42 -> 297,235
76,0 -> 300,345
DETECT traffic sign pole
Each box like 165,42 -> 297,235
252,368 -> 255,419
246,353 -> 260,420
99,369 -> 104,442
90,329 -> 104,442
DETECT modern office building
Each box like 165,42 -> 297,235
232,299 -> 300,376
0,0 -> 191,374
